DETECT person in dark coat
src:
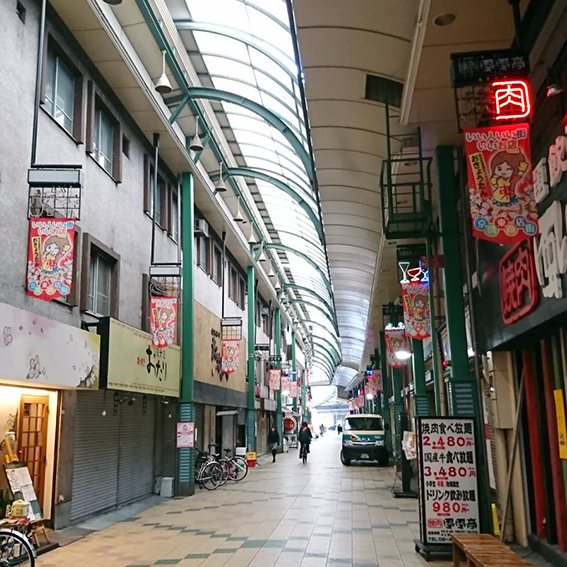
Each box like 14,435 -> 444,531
298,422 -> 312,459
268,426 -> 280,462
337,424 -> 343,435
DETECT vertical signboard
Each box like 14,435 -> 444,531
150,296 -> 178,348
417,417 -> 479,546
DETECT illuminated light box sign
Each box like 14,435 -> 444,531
416,417 -> 480,547
490,79 -> 531,121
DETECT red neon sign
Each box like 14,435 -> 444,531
491,79 -> 531,121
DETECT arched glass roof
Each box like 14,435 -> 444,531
177,0 -> 340,380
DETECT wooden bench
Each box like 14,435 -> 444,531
452,534 -> 535,567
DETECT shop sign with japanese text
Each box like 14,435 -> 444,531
102,318 -> 180,397
465,123 -> 538,244
499,239 -> 539,324
27,218 -> 76,301
417,417 -> 479,545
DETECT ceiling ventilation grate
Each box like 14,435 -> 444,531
365,75 -> 404,108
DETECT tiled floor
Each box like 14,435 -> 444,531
38,434 -> 450,567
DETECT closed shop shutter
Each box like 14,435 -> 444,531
162,401 -> 177,478
71,391 -> 119,523
117,396 -> 156,506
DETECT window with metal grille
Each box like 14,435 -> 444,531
365,75 -> 404,107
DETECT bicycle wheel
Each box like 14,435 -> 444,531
230,456 -> 249,482
303,450 -> 307,463
0,529 -> 36,567
201,461 -> 223,490
217,459 -> 230,487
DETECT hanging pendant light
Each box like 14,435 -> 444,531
247,225 -> 257,244
215,163 -> 227,192
155,51 -> 173,94
275,280 -> 281,291
233,199 -> 245,223
258,248 -> 268,262
268,264 -> 275,278
102,0 -> 123,4
189,116 -> 204,152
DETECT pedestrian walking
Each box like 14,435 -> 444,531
337,424 -> 343,435
268,426 -> 280,463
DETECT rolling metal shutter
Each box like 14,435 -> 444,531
71,391 -> 119,523
117,397 -> 156,505
162,401 -> 177,479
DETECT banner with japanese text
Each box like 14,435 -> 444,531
288,380 -> 298,399
464,123 -> 538,244
27,218 -> 75,301
269,369 -> 281,391
150,297 -> 177,348
221,340 -> 239,374
402,282 -> 431,340
417,417 -> 479,545
385,326 -> 408,368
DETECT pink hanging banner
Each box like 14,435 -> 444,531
150,296 -> 178,348
288,381 -> 298,399
401,282 -> 431,340
221,340 -> 240,374
385,326 -> 409,368
269,369 -> 281,391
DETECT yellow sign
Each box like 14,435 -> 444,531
554,389 -> 567,460
245,452 -> 257,461
105,318 -> 180,397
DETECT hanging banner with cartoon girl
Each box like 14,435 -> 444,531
464,123 -> 538,244
27,218 -> 76,301
385,325 -> 408,368
269,369 -> 281,391
150,297 -> 178,348
402,282 -> 431,340
221,340 -> 240,374
288,380 -> 298,399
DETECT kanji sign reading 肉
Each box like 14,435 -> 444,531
417,417 -> 480,545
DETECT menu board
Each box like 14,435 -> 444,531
3,462 -> 42,521
417,417 -> 479,545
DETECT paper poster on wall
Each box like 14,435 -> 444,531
464,123 -> 538,244
221,340 -> 239,374
417,417 -> 479,546
176,422 -> 194,449
27,218 -> 76,301
269,369 -> 281,391
150,296 -> 177,348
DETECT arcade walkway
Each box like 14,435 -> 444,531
38,435 -> 447,567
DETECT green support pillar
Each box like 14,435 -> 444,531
392,367 -> 404,461
427,235 -> 443,415
412,340 -> 429,416
437,145 -> 489,532
302,369 -> 307,420
437,146 -> 477,416
379,336 -> 392,454
246,265 -> 256,453
178,172 -> 195,496
275,308 -> 283,452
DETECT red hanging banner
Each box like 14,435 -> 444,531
385,326 -> 409,368
269,369 -> 281,391
464,123 -> 538,244
27,218 -> 76,301
221,340 -> 240,374
150,296 -> 178,348
288,380 -> 298,399
401,282 -> 431,340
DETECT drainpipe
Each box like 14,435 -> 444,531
275,308 -> 283,452
30,0 -> 47,166
178,172 -> 195,496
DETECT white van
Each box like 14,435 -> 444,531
341,414 -> 389,466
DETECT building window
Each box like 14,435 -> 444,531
239,275 -> 246,309
255,300 -> 261,328
170,189 -> 179,241
122,135 -> 130,158
45,49 -> 75,134
16,1 -> 26,23
212,244 -> 222,286
228,265 -> 238,301
197,236 -> 210,273
94,105 -> 114,175
88,252 -> 112,316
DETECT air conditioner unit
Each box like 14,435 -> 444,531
195,218 -> 209,237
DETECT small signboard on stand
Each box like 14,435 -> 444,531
414,417 -> 480,561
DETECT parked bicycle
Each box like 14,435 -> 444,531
0,529 -> 36,567
300,443 -> 308,463
195,449 -> 224,490
197,444 -> 249,489
218,448 -> 248,483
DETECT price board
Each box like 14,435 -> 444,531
417,417 -> 479,546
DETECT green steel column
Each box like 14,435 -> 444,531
246,265 -> 256,453
178,172 -> 195,496
292,329 -> 298,431
275,308 -> 283,452
392,367 -> 404,461
412,339 -> 429,416
302,369 -> 307,420
427,235 -> 443,415
437,146 -> 477,416
379,334 -> 392,454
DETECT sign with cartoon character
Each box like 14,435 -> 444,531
399,260 -> 431,340
150,296 -> 177,348
384,324 -> 409,368
464,123 -> 538,244
27,218 -> 76,301
221,340 -> 239,374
